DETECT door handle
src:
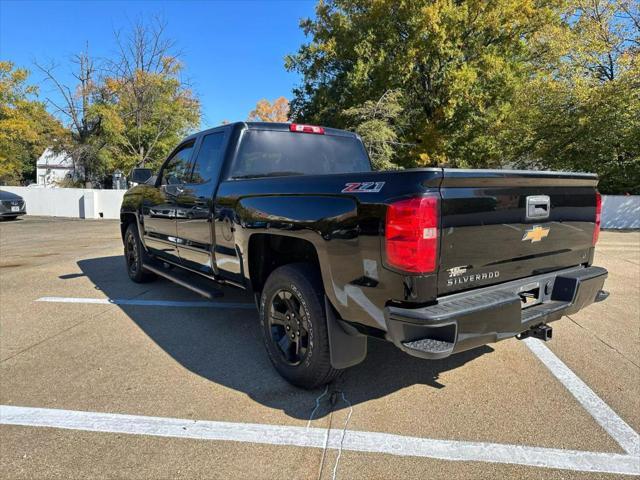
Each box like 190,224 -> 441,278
526,195 -> 550,220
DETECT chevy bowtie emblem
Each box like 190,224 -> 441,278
522,225 -> 550,243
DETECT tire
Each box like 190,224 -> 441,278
124,223 -> 157,283
260,263 -> 341,389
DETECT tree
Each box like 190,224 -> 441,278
35,47 -> 108,185
33,18 -> 200,183
248,97 -> 290,122
286,0 -> 559,168
0,61 -> 65,184
503,0 -> 640,193
287,0 -> 637,192
102,18 -> 201,173
343,89 -> 405,169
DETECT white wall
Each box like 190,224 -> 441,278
2,186 -> 125,220
2,187 -> 639,228
601,195 -> 640,229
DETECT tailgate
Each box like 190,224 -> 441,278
438,169 -> 599,295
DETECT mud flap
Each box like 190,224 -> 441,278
325,296 -> 367,369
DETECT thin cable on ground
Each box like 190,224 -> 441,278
317,408 -> 334,480
307,385 -> 330,480
331,390 -> 353,480
306,384 -> 354,480
307,385 -> 329,430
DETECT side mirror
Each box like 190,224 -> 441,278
130,168 -> 153,185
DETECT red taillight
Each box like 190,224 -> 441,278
289,123 -> 325,134
385,196 -> 439,274
593,191 -> 602,245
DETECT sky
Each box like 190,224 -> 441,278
0,0 -> 317,128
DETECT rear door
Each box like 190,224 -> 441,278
437,170 -> 599,296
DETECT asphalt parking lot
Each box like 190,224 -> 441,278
1,216 -> 638,479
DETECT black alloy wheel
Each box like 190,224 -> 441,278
259,263 -> 340,389
268,289 -> 310,365
125,229 -> 139,277
124,223 -> 156,283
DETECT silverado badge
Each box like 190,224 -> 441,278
447,269 -> 500,287
522,225 -> 550,243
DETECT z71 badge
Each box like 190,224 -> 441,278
341,182 -> 385,193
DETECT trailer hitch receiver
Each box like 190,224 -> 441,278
517,324 -> 553,342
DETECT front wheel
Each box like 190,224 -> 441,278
124,223 -> 156,283
260,263 -> 340,389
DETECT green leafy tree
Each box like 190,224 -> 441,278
343,89 -> 405,169
288,0 -> 637,192
34,19 -> 200,183
286,0 -> 560,167
504,0 -> 640,193
0,61 -> 65,184
101,19 -> 200,174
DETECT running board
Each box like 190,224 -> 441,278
142,263 -> 223,299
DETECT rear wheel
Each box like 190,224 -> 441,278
124,223 -> 156,283
260,263 -> 340,389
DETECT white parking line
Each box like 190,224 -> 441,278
1,405 -> 638,476
26,296 -> 640,474
36,296 -> 255,309
524,337 -> 640,456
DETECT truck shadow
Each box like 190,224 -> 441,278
75,255 -> 493,420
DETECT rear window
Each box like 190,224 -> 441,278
230,130 -> 371,179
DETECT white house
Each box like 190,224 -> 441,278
36,148 -> 80,186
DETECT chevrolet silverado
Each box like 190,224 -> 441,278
120,122 -> 608,388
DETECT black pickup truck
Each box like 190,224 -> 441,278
121,122 -> 608,388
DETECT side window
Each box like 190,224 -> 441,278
159,142 -> 195,186
189,132 -> 225,184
